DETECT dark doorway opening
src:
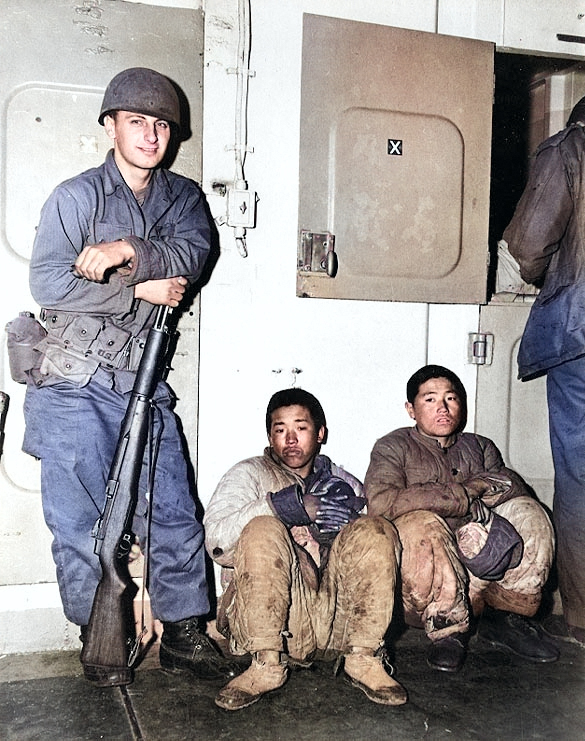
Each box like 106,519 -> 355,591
488,52 -> 585,295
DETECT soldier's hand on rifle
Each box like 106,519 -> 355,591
134,276 -> 188,307
74,240 -> 135,282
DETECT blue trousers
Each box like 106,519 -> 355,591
23,372 -> 210,626
547,355 -> 585,630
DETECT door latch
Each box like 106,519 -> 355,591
298,231 -> 338,277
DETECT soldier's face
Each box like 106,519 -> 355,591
268,405 -> 325,478
104,110 -> 171,173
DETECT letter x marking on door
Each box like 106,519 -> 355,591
388,139 -> 402,155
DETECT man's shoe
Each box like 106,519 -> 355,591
478,610 -> 560,663
215,657 -> 288,710
344,652 -> 408,706
426,634 -> 467,673
542,614 -> 585,647
160,617 -> 241,680
569,624 -> 585,646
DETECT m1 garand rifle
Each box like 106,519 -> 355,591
80,305 -> 173,686
0,391 -> 9,460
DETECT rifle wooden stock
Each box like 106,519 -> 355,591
80,306 -> 171,685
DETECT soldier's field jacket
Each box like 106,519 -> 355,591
504,124 -> 585,380
28,149 -> 210,389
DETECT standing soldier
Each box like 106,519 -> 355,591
504,98 -> 585,647
21,68 -> 237,686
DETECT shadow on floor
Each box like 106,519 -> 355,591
0,627 -> 583,741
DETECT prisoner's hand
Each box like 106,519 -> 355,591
464,472 -> 512,505
314,501 -> 361,533
74,240 -> 135,282
134,277 -> 188,307
291,525 -> 321,564
464,477 -> 491,502
303,480 -> 365,527
468,497 -> 493,527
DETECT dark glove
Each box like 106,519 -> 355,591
456,510 -> 523,581
314,501 -> 360,533
310,477 -> 366,534
269,484 -> 312,527
313,477 -> 366,509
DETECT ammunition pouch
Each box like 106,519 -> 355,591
7,309 -> 147,386
43,310 -> 147,376
5,312 -> 47,384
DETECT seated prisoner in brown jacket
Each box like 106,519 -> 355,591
364,364 -> 558,672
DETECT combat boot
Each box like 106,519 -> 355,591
160,617 -> 241,680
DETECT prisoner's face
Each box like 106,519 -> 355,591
406,377 -> 463,442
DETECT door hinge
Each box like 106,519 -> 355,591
467,332 -> 494,365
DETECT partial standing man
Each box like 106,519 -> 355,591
503,98 -> 585,646
204,388 -> 407,710
364,365 -> 558,672
21,68 -> 237,685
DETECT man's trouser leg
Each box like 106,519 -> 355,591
322,516 -> 408,707
142,383 -> 210,623
320,515 -> 401,653
24,380 -> 121,626
547,357 -> 585,631
394,510 -> 470,641
228,515 -> 318,658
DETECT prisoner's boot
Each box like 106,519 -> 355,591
542,614 -> 585,647
79,625 -> 134,687
215,651 -> 288,711
426,633 -> 468,673
344,648 -> 408,706
478,607 -> 560,663
160,617 -> 241,680
568,625 -> 585,646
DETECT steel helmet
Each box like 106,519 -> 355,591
98,67 -> 181,128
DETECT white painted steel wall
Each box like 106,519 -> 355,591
7,0 -> 581,652
197,0 -> 484,516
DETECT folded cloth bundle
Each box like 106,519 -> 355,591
456,506 -> 523,581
